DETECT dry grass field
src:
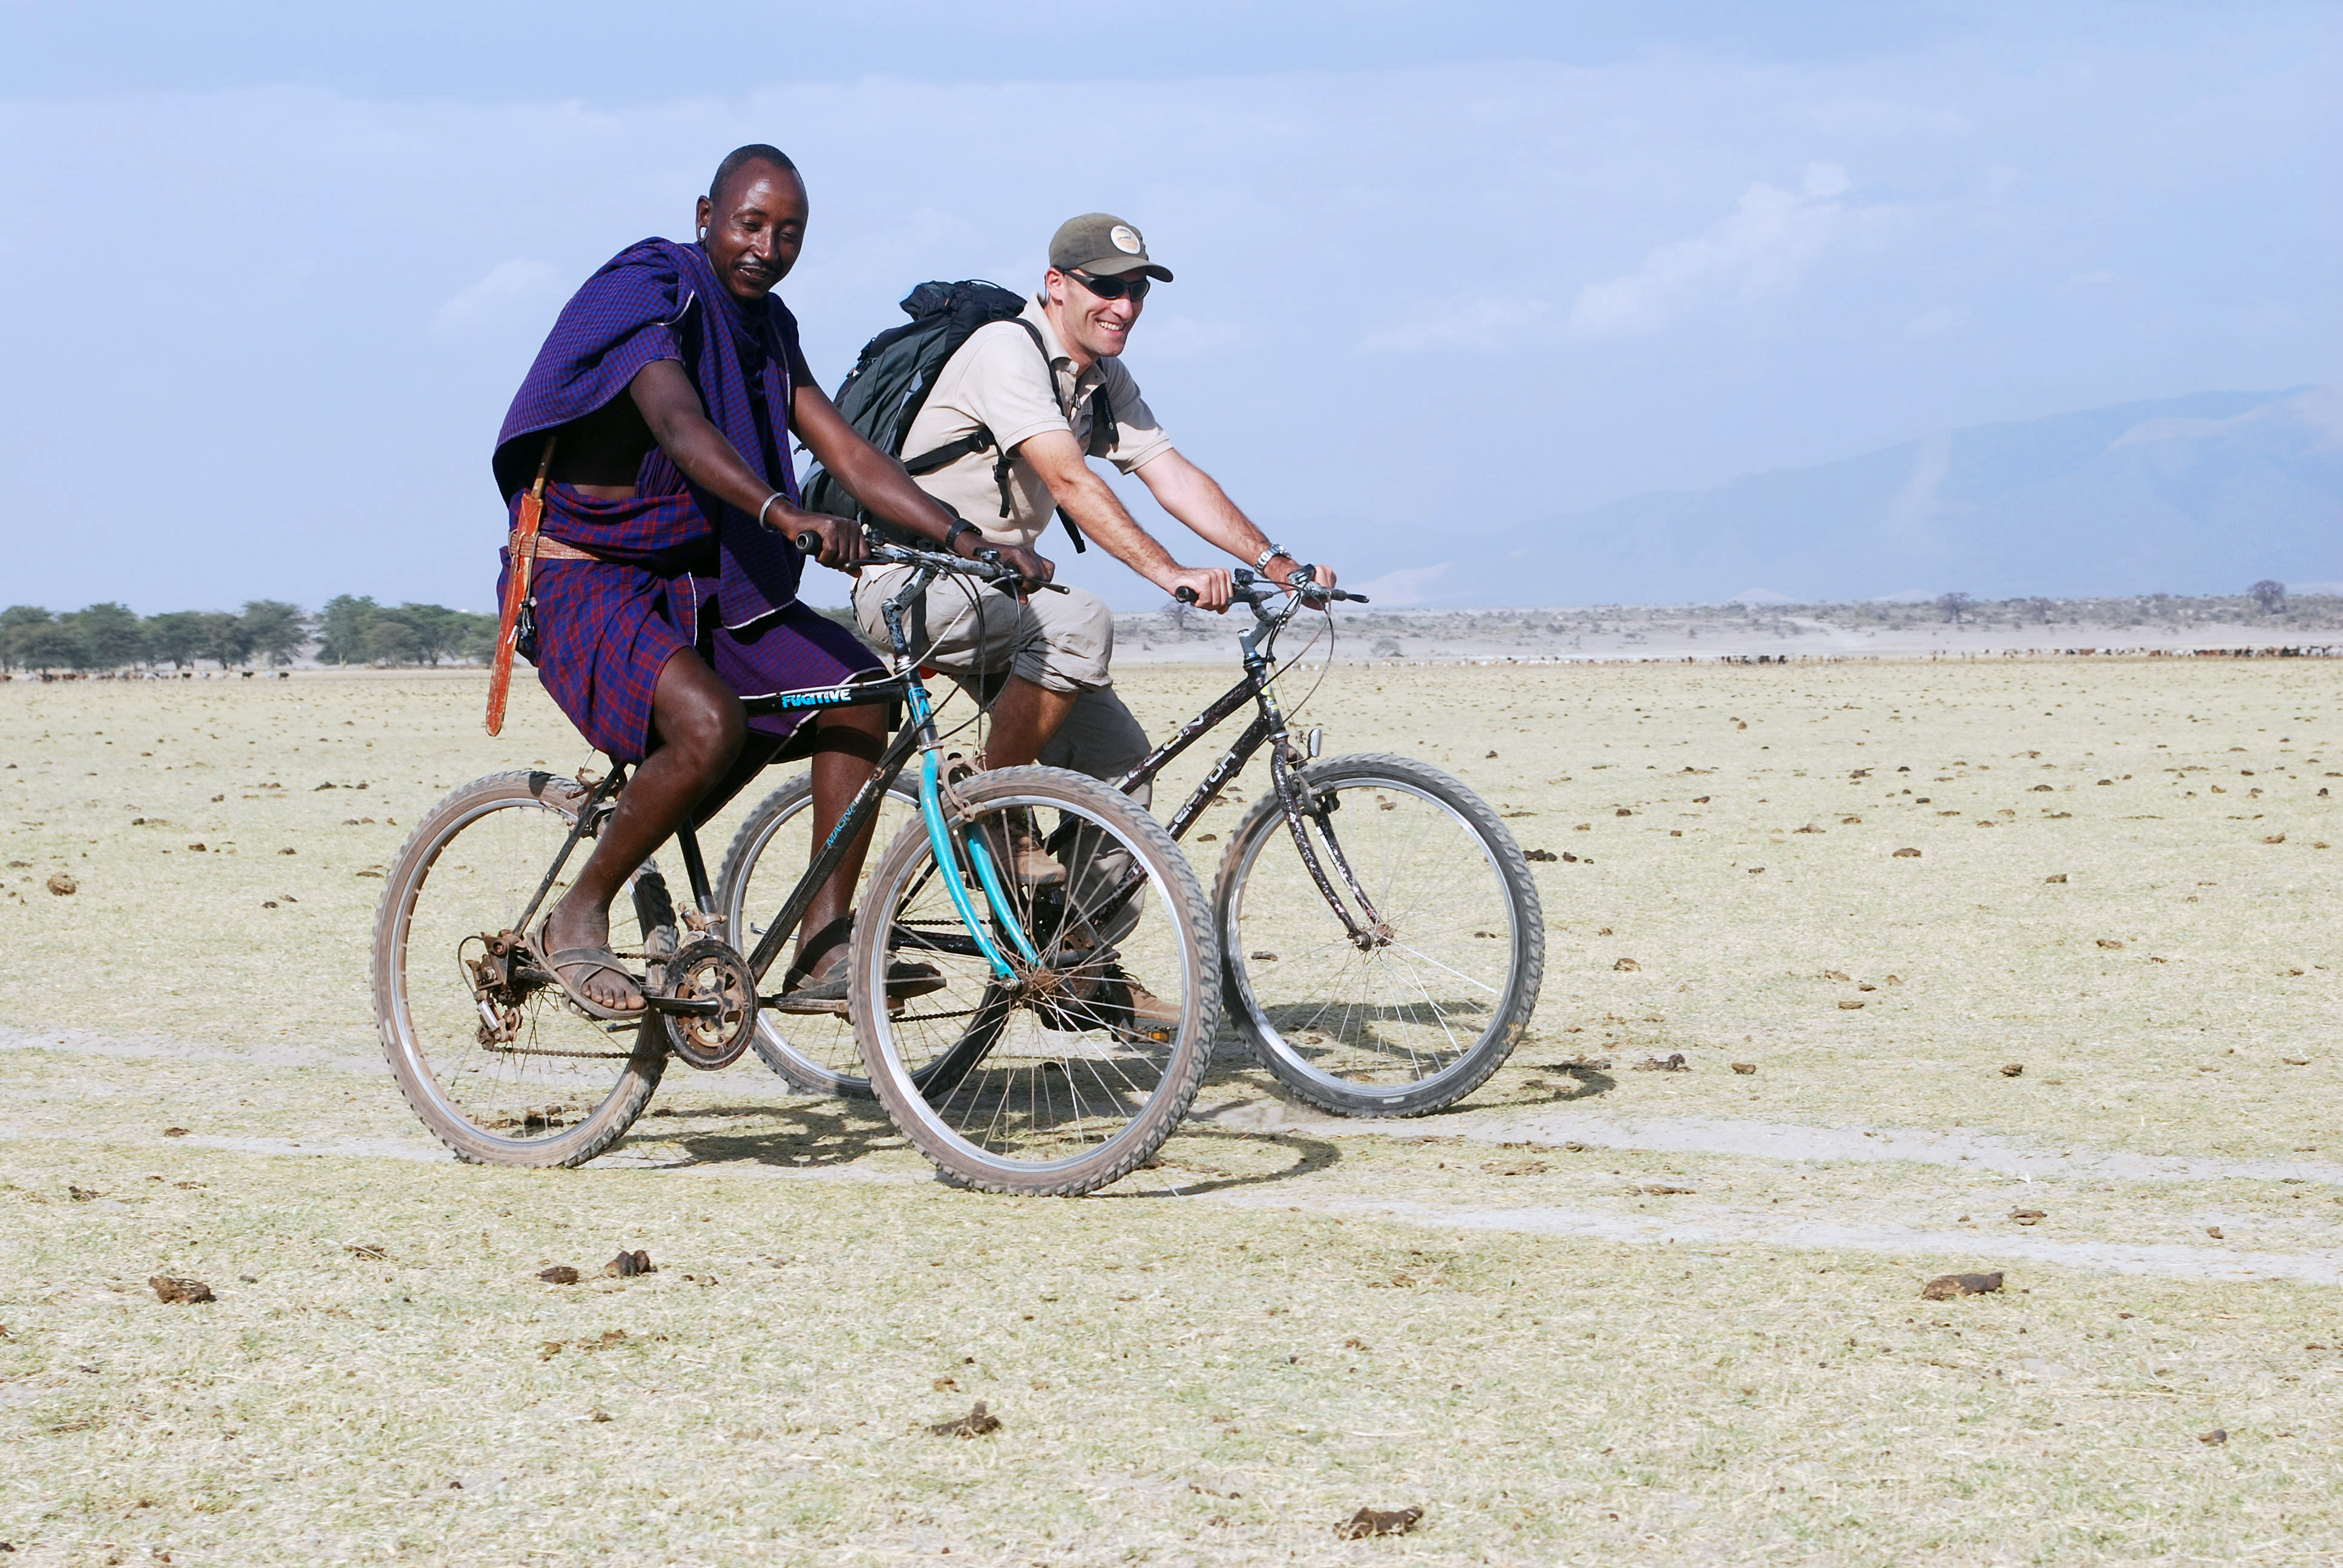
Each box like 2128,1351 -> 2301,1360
3,654 -> 2340,1566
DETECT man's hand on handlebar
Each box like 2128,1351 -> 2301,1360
784,511 -> 869,572
977,539 -> 1057,594
1270,557 -> 1338,596
1163,566 -> 1233,613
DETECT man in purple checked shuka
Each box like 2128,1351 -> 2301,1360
494,143 -> 1051,1017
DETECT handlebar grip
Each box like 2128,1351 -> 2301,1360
1175,587 -> 1199,604
793,531 -> 823,555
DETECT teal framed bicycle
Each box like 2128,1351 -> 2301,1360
372,538 -> 1216,1194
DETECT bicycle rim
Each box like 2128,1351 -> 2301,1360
373,773 -> 663,1166
718,771 -> 922,1096
1219,756 -> 1538,1112
854,767 -> 1216,1195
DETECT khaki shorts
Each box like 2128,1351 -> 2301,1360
852,564 -> 1152,805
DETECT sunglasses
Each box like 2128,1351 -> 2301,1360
1067,269 -> 1152,302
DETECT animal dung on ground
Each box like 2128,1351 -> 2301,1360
162,1127 -> 188,1137
2199,1428 -> 2228,1445
2045,872 -> 2068,883
2206,1226 -> 2224,1240
68,1185 -> 100,1202
604,1249 -> 655,1278
1892,847 -> 1921,858
1639,1183 -> 1696,1195
1920,1271 -> 2005,1299
1730,1062 -> 1757,1075
2263,834 -> 2286,844
1524,849 -> 1557,862
150,1275 -> 215,1304
2001,1063 -> 2025,1077
537,1266 -> 582,1285
1633,1053 -> 1688,1073
2009,1209 -> 2046,1226
1823,970 -> 1851,981
45,873 -> 76,896
1613,957 -> 1640,972
1838,999 -> 1866,1010
1249,951 -> 1277,961
1337,1506 -> 1424,1540
2097,938 -> 2125,950
930,1400 -> 1001,1438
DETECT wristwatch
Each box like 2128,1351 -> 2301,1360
1252,543 -> 1294,573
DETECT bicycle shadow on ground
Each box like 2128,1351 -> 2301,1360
623,1098 -> 911,1171
1527,1063 -> 1617,1104
1097,1122 -> 1343,1200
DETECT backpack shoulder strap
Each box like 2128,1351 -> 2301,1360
1011,318 -> 1091,552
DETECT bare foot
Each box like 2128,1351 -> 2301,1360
543,892 -> 643,1013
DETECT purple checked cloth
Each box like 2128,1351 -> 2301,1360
494,237 -> 804,627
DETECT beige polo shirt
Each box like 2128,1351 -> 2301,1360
897,296 -> 1175,551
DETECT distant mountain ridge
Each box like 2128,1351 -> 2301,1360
1469,386 -> 2342,606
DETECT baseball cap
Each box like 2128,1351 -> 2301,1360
1048,213 -> 1173,283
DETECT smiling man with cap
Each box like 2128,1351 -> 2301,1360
852,210 -> 1340,811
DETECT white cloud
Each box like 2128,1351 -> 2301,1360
1564,163 -> 1861,341
1351,561 -> 1453,606
430,258 -> 565,338
1358,295 -> 1552,354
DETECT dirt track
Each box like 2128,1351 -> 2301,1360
3,659 -> 2339,1564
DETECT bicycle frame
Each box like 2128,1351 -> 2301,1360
1110,575 -> 1388,947
507,544 -> 1043,999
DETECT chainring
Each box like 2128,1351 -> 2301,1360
659,936 -> 759,1071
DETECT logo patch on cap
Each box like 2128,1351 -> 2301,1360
1109,224 -> 1143,255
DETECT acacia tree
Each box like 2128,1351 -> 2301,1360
0,605 -> 53,671
240,599 -> 310,666
2250,579 -> 2286,613
143,612 -> 208,668
65,603 -> 148,670
198,611 -> 254,669
1937,591 -> 1973,625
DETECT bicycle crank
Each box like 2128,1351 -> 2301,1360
655,938 -> 759,1070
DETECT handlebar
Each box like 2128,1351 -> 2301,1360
1179,567 -> 1368,609
847,534 -> 1065,593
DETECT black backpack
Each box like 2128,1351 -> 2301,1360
799,279 -> 1110,551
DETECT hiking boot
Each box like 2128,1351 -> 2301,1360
1116,973 -> 1183,1039
979,809 -> 1064,887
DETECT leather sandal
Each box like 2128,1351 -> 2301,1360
532,919 -> 648,1022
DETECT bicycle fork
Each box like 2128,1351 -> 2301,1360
885,598 -> 1040,983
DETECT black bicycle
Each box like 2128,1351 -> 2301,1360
372,539 -> 1217,1194
724,566 -> 1542,1117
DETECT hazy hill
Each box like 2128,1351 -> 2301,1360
1466,386 -> 2342,606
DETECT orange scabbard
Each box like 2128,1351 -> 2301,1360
485,437 -> 557,737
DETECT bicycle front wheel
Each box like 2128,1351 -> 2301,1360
1214,753 -> 1542,1117
372,771 -> 666,1167
851,766 -> 1218,1195
717,769 -> 922,1096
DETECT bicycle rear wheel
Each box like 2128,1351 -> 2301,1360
852,766 -> 1217,1195
716,769 -> 922,1096
1214,753 -> 1542,1116
372,771 -> 666,1166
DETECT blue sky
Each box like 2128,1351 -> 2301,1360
0,1 -> 2335,612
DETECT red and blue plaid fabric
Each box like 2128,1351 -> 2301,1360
498,552 -> 881,763
494,237 -> 804,626
492,237 -> 880,761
